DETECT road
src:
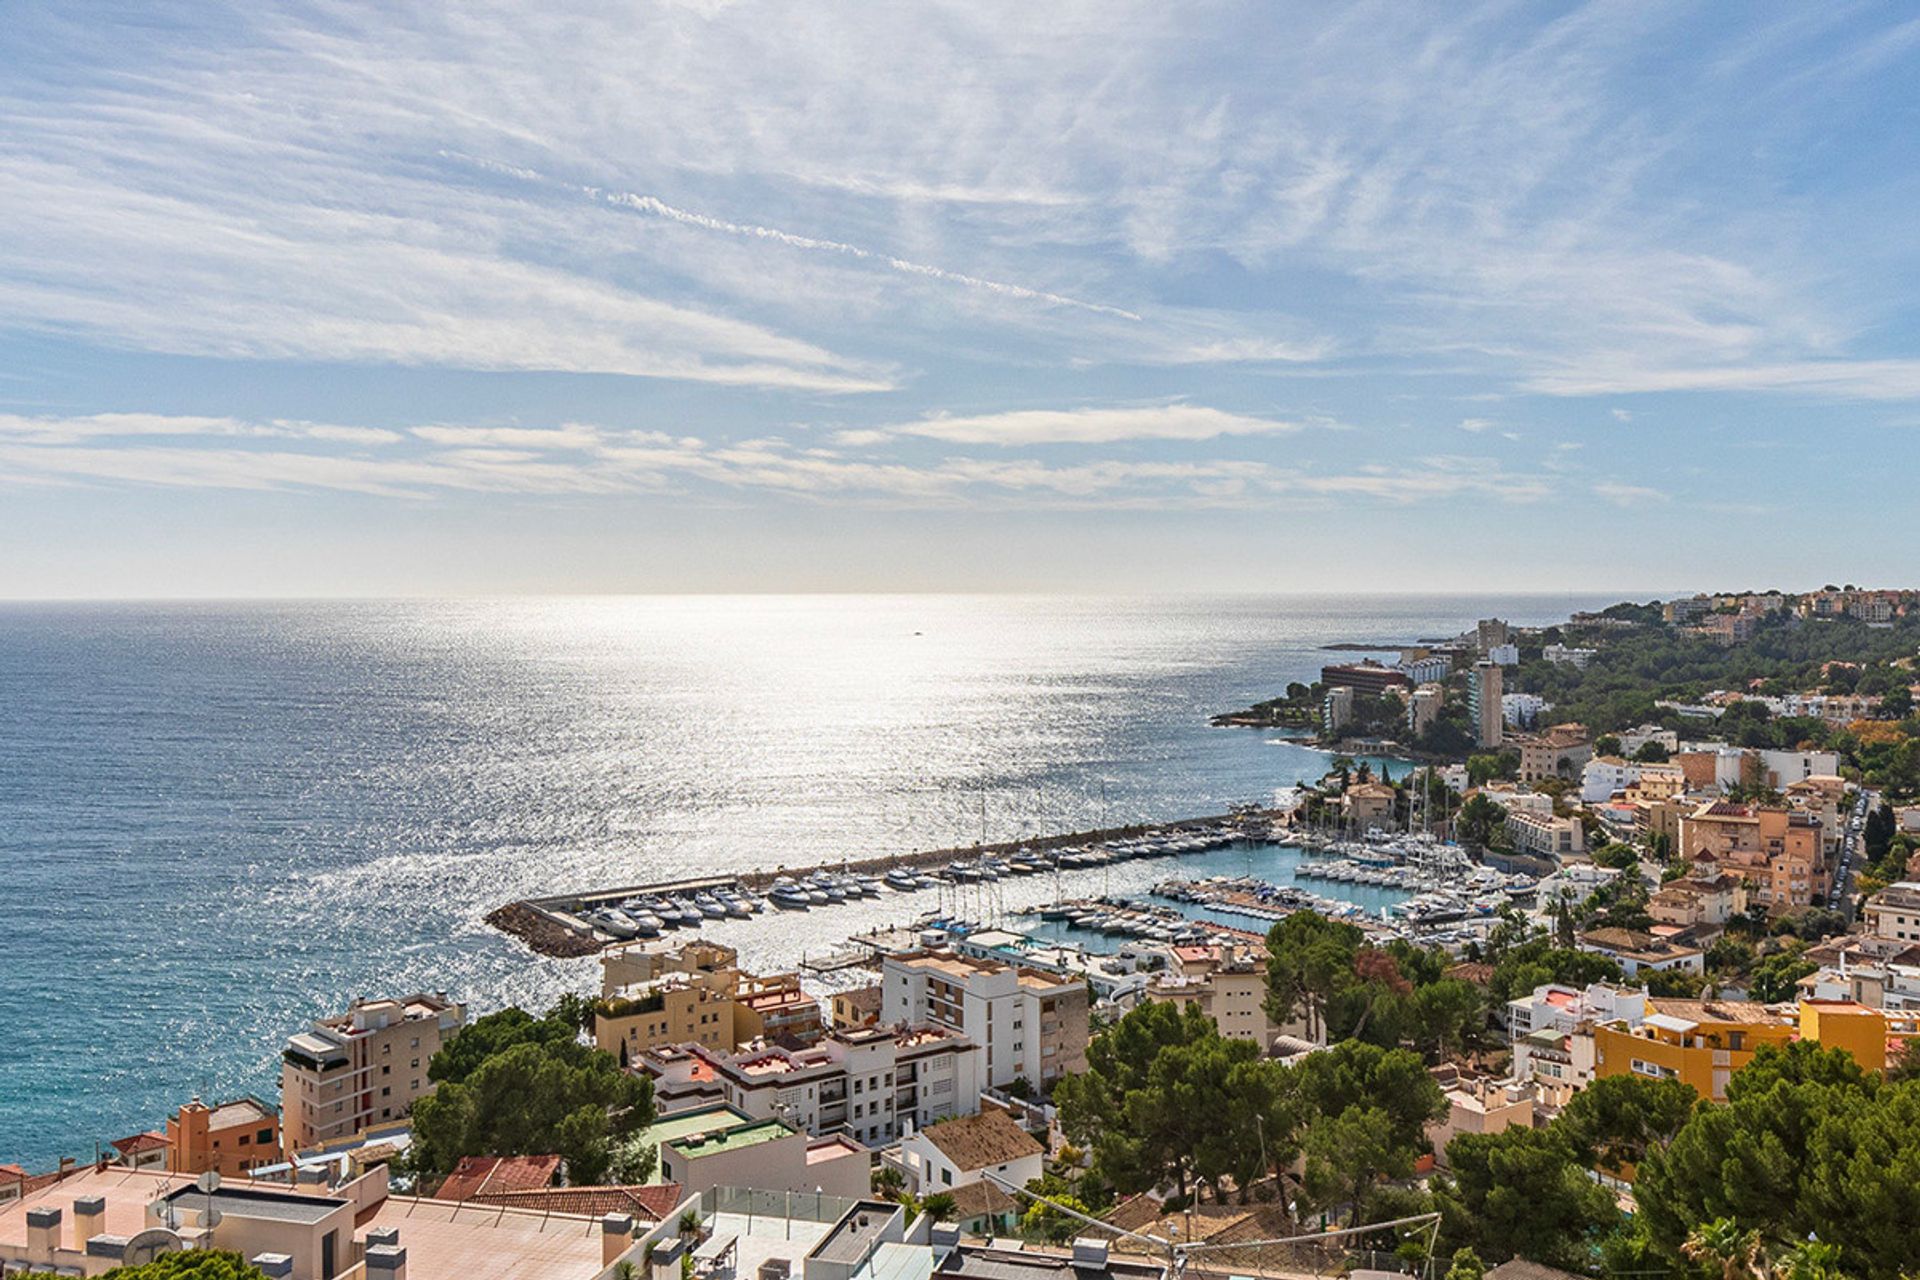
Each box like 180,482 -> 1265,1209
1833,787 -> 1874,922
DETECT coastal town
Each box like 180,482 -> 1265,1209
9,589 -> 1920,1280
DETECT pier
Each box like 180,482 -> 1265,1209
487,809 -> 1272,958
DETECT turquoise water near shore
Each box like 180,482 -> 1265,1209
0,593 -> 1610,1166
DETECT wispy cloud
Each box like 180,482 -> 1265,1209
1592,481 -> 1670,507
0,411 -> 1556,511
835,405 -> 1329,447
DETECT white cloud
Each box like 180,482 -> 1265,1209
1529,359 -> 1920,401
1591,481 -> 1670,507
0,410 -> 1557,511
840,405 -> 1325,447
1458,418 -> 1495,433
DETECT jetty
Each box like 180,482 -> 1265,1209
488,808 -> 1276,958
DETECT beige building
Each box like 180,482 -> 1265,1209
881,950 -> 1089,1091
1504,809 -> 1586,859
1518,723 -> 1593,784
1649,873 -> 1744,927
655,1113 -> 869,1201
1865,883 -> 1920,943
1341,782 -> 1397,833
280,993 -> 466,1155
1681,802 -> 1826,913
1145,943 -> 1306,1046
594,941 -> 822,1068
1427,1073 -> 1534,1167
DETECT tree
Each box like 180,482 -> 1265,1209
1593,735 -> 1623,758
12,1255 -> 272,1280
1555,1073 -> 1696,1177
1443,1247 -> 1485,1280
1264,911 -> 1363,1043
1291,1041 -> 1446,1156
1632,740 -> 1672,763
1455,793 -> 1507,850
412,1035 -> 655,1185
872,1166 -> 906,1198
919,1192 -> 957,1223
1441,1126 -> 1617,1268
1302,1105 -> 1406,1228
428,1006 -> 582,1085
1019,1188 -> 1091,1243
1749,950 -> 1817,1002
1681,1218 -> 1764,1280
609,1134 -> 658,1184
549,992 -> 600,1035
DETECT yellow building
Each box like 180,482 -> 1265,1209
1592,999 -> 1795,1101
1594,997 -> 1920,1100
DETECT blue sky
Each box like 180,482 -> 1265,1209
2,2 -> 1918,595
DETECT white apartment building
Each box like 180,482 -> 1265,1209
1617,724 -> 1680,757
649,1025 -> 983,1148
1501,692 -> 1552,730
1507,983 -> 1646,1089
1396,655 -> 1452,684
881,951 -> 1089,1091
1542,644 -> 1596,669
1865,883 -> 1920,944
280,993 -> 466,1154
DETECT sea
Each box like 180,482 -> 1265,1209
0,593 -> 1614,1167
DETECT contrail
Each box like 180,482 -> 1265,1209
444,151 -> 1141,322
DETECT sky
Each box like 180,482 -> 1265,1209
1,2 -> 1918,597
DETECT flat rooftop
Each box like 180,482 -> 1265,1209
366,1195 -> 606,1280
668,1120 -> 796,1158
159,1183 -> 347,1226
811,1201 -> 900,1266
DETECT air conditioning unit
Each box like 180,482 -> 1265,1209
1070,1239 -> 1109,1270
758,1258 -> 793,1280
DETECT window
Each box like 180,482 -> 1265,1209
942,1169 -> 953,1186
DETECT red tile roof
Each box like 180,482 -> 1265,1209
111,1132 -> 169,1156
433,1153 -> 563,1202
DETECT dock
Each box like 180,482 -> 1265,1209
487,808 -> 1274,959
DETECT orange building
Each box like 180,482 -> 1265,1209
165,1096 -> 281,1177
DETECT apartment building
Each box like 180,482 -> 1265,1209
1594,998 -> 1919,1100
1144,943 -> 1300,1046
1680,802 -> 1826,912
1580,758 -> 1685,804
165,1096 -> 281,1178
647,1025 -> 982,1148
1542,644 -> 1596,669
1506,983 -> 1644,1090
1648,873 -> 1743,927
1321,685 -> 1353,734
1617,724 -> 1679,757
1468,661 -> 1503,749
280,992 -> 466,1154
594,941 -> 823,1067
1592,998 -> 1793,1101
0,1160 -> 645,1280
1501,692 -> 1552,730
1504,809 -> 1586,859
1318,661 -> 1412,695
1865,883 -> 1920,943
881,951 -> 1088,1091
1517,723 -> 1593,784
1407,684 -> 1443,736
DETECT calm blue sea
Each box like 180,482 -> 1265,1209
0,593 -> 1611,1167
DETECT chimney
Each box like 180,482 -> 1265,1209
87,1234 -> 131,1265
26,1206 -> 62,1265
602,1213 -> 635,1266
73,1195 -> 106,1246
252,1253 -> 294,1280
365,1227 -> 400,1250
366,1243 -> 408,1280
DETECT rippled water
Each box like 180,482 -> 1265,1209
0,593 -> 1603,1166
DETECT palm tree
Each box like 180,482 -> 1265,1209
613,1262 -> 640,1280
1682,1218 -> 1765,1280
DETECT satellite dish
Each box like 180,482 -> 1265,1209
124,1228 -> 185,1265
196,1171 -> 221,1195
198,1206 -> 225,1229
